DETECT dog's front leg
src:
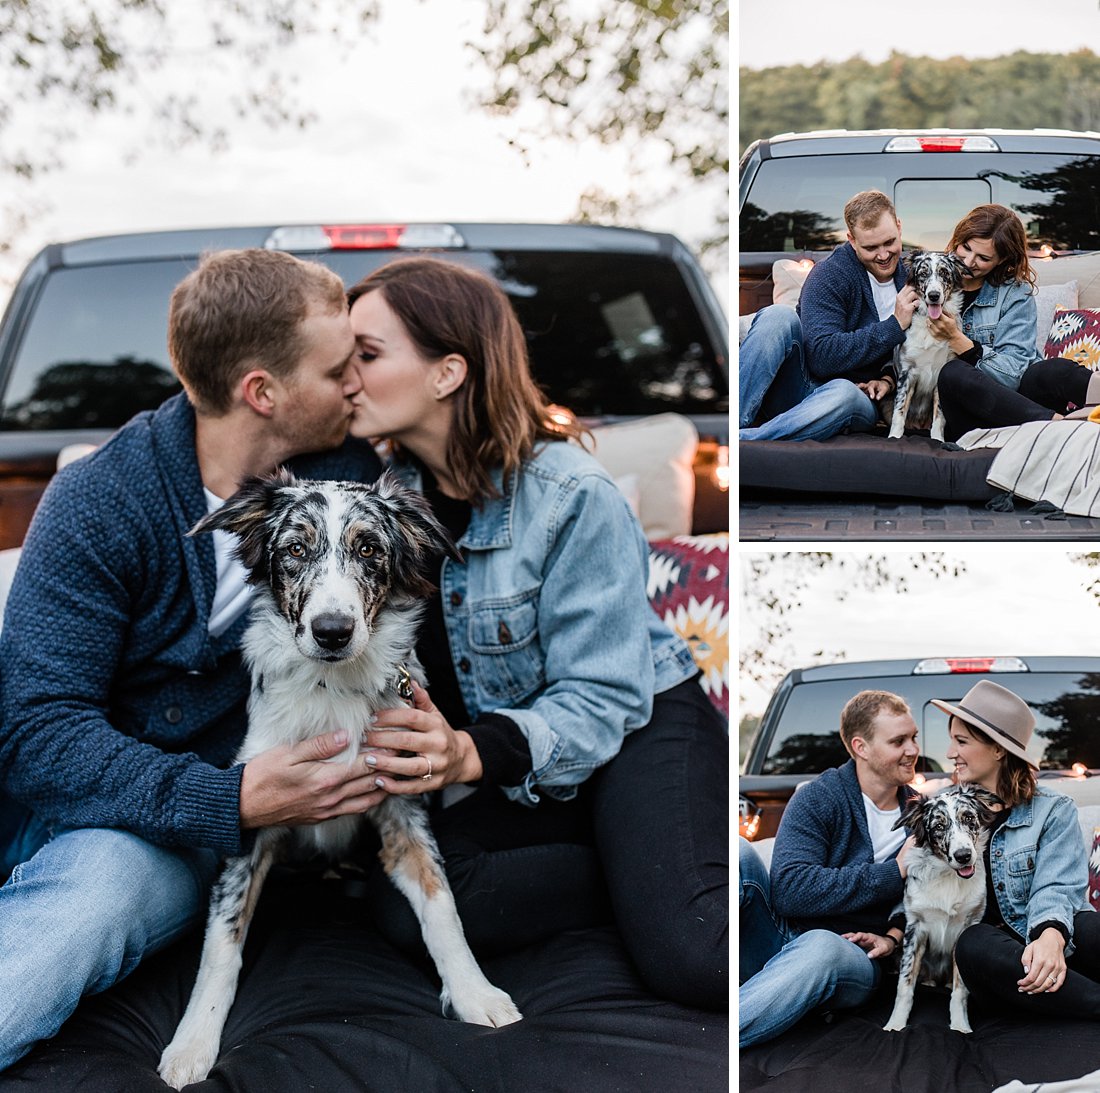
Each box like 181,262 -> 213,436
158,828 -> 283,1089
883,924 -> 925,1031
930,388 -> 947,443
948,958 -> 973,1034
888,372 -> 910,439
373,797 -> 521,1027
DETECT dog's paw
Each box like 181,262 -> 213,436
444,981 -> 523,1028
158,1039 -> 218,1090
949,1021 -> 973,1034
882,1019 -> 906,1032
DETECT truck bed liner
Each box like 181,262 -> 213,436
739,494 -> 1100,540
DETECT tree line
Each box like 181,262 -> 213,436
739,50 -> 1100,156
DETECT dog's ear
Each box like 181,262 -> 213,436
968,786 -> 1005,825
947,253 -> 969,285
893,794 -> 926,840
190,468 -> 298,576
371,470 -> 461,598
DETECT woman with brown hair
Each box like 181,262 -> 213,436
938,681 -> 1100,1016
341,256 -> 728,1009
935,204 -> 1097,439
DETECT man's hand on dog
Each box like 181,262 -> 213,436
893,285 -> 920,331
895,834 -> 917,878
365,680 -> 484,793
842,931 -> 898,959
239,731 -> 388,828
1018,927 -> 1068,994
858,378 -> 893,401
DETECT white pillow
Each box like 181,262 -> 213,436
589,414 -> 698,539
1033,281 -> 1079,357
772,259 -> 812,308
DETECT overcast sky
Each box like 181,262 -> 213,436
738,0 -> 1100,69
739,548 -> 1100,716
0,1 -> 724,301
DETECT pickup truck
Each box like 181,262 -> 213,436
739,654 -> 1100,842
0,222 -> 730,548
737,128 -> 1100,541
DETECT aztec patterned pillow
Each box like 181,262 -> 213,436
647,533 -> 729,718
1043,307 -> 1100,369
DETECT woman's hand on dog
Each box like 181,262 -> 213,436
1018,927 -> 1068,994
239,730 -> 389,828
926,311 -> 973,355
365,680 -> 483,793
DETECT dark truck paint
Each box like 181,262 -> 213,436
0,223 -> 730,549
740,656 -> 1100,842
737,128 -> 1100,541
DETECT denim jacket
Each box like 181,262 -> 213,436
960,279 -> 1038,390
391,441 -> 697,806
988,788 -> 1092,955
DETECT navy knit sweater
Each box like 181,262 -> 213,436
770,759 -> 917,936
0,394 -> 381,856
797,241 -> 909,383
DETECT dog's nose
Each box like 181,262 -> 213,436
927,290 -> 941,302
311,613 -> 355,650
953,848 -> 973,866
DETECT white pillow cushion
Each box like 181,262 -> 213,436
772,259 -> 812,308
1033,281 -> 1079,356
0,546 -> 21,634
589,414 -> 698,539
1035,252 -> 1100,310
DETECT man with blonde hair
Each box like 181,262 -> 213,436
739,689 -> 920,1046
0,249 -> 384,1069
740,189 -> 921,441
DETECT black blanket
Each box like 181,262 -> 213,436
739,434 -> 999,501
0,871 -> 728,1092
740,976 -> 1100,1093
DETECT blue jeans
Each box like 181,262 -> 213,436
739,306 -> 813,429
739,306 -> 879,441
739,839 -> 879,1047
0,800 -> 218,1070
740,379 -> 879,441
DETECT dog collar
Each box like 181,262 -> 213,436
396,663 -> 414,702
313,663 -> 415,703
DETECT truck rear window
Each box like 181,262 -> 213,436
0,250 -> 727,431
759,671 -> 1100,775
740,152 -> 1100,254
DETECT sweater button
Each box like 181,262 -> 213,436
164,706 -> 183,724
458,658 -> 471,674
450,592 -> 463,606
997,882 -> 1005,891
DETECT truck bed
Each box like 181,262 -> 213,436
739,492 -> 1100,540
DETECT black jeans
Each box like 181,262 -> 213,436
366,679 -> 729,1010
938,356 -> 1092,442
955,912 -> 1100,1018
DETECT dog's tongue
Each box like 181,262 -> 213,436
958,865 -> 975,879
928,304 -> 943,320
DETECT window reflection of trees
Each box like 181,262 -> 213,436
739,202 -> 841,253
762,733 -> 850,775
1035,673 -> 1100,768
995,157 -> 1100,251
1,358 -> 180,430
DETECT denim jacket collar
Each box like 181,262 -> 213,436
971,279 -> 1002,309
391,455 -> 518,552
464,465 -> 517,552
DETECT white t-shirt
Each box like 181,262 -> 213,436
868,272 -> 898,322
863,793 -> 905,863
203,487 -> 254,637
